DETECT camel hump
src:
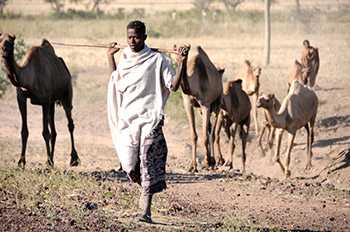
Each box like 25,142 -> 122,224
232,79 -> 243,86
41,39 -> 55,54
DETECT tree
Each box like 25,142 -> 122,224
89,0 -> 110,13
220,0 -> 245,13
264,0 -> 271,66
44,0 -> 65,13
0,0 -> 8,15
192,0 -> 213,14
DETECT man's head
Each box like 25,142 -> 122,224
127,20 -> 147,52
303,40 -> 310,48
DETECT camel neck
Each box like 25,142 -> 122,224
265,105 -> 286,129
2,52 -> 22,87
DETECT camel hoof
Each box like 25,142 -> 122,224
285,170 -> 291,178
209,157 -> 216,167
46,159 -> 54,168
70,150 -> 80,167
70,158 -> 80,167
304,163 -> 313,171
17,159 -> 26,169
216,158 -> 225,166
188,166 -> 198,173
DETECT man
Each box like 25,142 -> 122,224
301,40 -> 319,87
106,20 -> 189,223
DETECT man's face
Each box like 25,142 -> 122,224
127,28 -> 146,52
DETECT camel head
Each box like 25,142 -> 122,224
0,33 -> 16,60
257,93 -> 275,109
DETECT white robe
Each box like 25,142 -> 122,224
107,45 -> 175,173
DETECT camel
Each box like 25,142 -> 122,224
256,80 -> 318,178
258,94 -> 281,158
180,46 -> 224,172
238,60 -> 261,135
300,40 -> 319,87
0,33 -> 80,168
214,79 -> 251,173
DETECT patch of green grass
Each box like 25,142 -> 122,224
0,168 -> 138,228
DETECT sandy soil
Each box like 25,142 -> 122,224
1,22 -> 350,230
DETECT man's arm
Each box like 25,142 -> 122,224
107,42 -> 120,75
170,45 -> 190,92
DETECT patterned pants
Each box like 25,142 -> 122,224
128,121 -> 168,194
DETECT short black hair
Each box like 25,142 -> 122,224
127,20 -> 146,35
303,40 -> 310,47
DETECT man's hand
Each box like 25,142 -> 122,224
107,42 -> 120,56
176,44 -> 190,62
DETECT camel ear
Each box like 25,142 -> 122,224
244,60 -> 251,67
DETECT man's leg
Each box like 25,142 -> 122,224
139,192 -> 153,223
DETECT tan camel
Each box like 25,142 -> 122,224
0,33 -> 80,168
181,46 -> 224,172
258,95 -> 281,158
214,79 -> 251,173
238,60 -> 261,135
301,40 -> 319,87
256,80 -> 318,178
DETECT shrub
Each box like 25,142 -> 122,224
0,36 -> 28,98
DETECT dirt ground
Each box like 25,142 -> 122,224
1,10 -> 350,231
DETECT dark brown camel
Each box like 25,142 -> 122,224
214,79 -> 251,173
0,33 -> 80,168
180,46 -> 224,172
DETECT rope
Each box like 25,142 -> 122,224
51,42 -> 180,55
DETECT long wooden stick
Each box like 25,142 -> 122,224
51,42 -> 179,55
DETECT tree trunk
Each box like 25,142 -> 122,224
295,0 -> 300,15
264,0 -> 271,66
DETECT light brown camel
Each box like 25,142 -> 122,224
214,79 -> 251,173
0,33 -> 80,168
180,46 -> 224,172
301,40 -> 319,87
238,60 -> 261,135
258,94 -> 281,158
256,80 -> 318,178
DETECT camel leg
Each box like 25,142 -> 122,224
284,132 -> 296,178
274,128 -> 285,173
63,105 -> 80,166
251,93 -> 259,135
225,123 -> 238,169
305,122 -> 314,170
201,106 -> 212,169
240,124 -> 249,174
183,95 -> 198,172
258,124 -> 267,157
268,127 -> 276,163
214,111 -> 225,165
16,93 -> 28,169
48,103 -> 57,166
42,104 -> 53,167
209,111 -> 219,166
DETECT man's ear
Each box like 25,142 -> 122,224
143,34 -> 147,41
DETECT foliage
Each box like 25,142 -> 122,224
192,0 -> 214,13
44,0 -> 65,13
0,36 -> 28,98
219,0 -> 245,13
0,0 -> 8,15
